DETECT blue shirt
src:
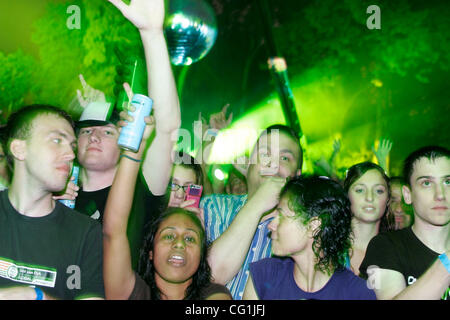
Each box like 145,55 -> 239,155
201,194 -> 273,300
250,257 -> 377,300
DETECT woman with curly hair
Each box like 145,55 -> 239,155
243,175 -> 376,300
344,162 -> 390,276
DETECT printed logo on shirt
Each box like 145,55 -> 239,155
407,276 -> 417,285
90,210 -> 100,220
0,257 -> 57,288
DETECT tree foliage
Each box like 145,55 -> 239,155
273,0 -> 450,83
0,50 -> 36,124
27,0 -> 144,118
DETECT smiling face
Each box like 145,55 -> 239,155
77,124 -> 120,172
402,157 -> 450,227
247,131 -> 302,196
348,169 -> 389,224
150,213 -> 202,285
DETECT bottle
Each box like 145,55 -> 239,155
59,165 -> 80,209
117,94 -> 153,152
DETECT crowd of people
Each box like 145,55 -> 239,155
0,0 -> 448,301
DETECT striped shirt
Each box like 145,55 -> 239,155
201,194 -> 273,300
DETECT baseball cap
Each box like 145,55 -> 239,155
76,102 -> 121,129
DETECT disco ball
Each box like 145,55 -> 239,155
164,0 -> 218,66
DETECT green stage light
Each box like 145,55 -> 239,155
207,95 -> 285,164
214,168 -> 225,181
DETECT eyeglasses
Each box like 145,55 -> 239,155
170,183 -> 189,192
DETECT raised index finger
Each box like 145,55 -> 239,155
222,103 -> 230,115
123,82 -> 134,102
79,74 -> 87,89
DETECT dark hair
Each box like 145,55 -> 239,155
280,175 -> 353,275
403,146 -> 450,186
227,165 -> 246,184
172,152 -> 203,186
344,162 -> 391,232
3,105 -> 74,168
389,176 -> 406,186
137,208 -> 211,300
385,176 -> 414,230
257,124 -> 303,170
161,152 -> 204,209
343,162 -> 390,194
157,153 -> 205,220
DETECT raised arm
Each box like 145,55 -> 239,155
366,249 -> 450,300
207,177 -> 286,284
314,138 -> 340,179
202,105 -> 233,195
102,119 -> 154,300
108,0 -> 181,196
372,138 -> 392,175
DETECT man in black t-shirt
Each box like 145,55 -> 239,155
0,105 -> 104,300
63,0 -> 182,268
73,101 -> 166,269
360,146 -> 450,300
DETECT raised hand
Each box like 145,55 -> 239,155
372,138 -> 393,173
372,138 -> 392,160
250,176 -> 287,214
118,82 -> 155,142
332,138 -> 341,155
76,74 -> 106,108
198,111 -> 209,139
108,0 -> 165,31
209,104 -> 233,131
314,157 -> 332,176
109,0 -> 181,198
53,178 -> 80,201
180,199 -> 205,228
